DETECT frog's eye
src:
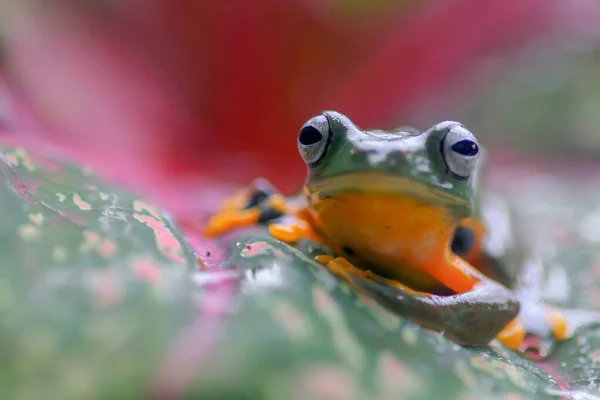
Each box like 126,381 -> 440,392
298,115 -> 331,167
440,123 -> 480,179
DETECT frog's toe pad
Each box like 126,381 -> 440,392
545,308 -> 569,341
496,317 -> 526,350
270,220 -> 322,244
204,208 -> 261,237
317,256 -> 359,280
497,308 -> 570,354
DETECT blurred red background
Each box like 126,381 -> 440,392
0,0 -> 596,222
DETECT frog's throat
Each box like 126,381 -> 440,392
305,173 -> 471,215
304,173 -> 471,292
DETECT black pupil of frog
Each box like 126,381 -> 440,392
299,126 -> 323,146
451,140 -> 479,156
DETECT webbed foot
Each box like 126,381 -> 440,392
315,255 -> 520,346
315,255 -> 419,294
204,179 -> 290,237
269,219 -> 323,244
496,306 -> 569,358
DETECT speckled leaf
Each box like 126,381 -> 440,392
0,144 -> 199,399
3,141 -> 600,399
189,164 -> 600,400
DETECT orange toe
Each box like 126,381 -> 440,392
496,317 -> 526,350
546,308 -> 569,341
204,208 -> 261,237
269,223 -> 301,243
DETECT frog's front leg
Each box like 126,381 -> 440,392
437,238 -> 569,353
461,196 -> 571,354
204,178 -> 291,237
496,256 -> 569,355
316,254 -> 520,346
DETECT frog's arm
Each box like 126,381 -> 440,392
204,179 -> 325,244
453,195 -> 570,353
316,255 -> 520,346
204,179 -> 291,237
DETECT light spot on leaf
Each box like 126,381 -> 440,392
73,193 -> 92,210
56,193 -> 66,202
82,166 -> 94,175
79,231 -> 101,253
496,360 -> 530,390
99,192 -> 109,201
453,361 -> 478,389
241,241 -> 271,257
94,273 -> 121,309
294,364 -> 357,400
378,351 -> 423,397
134,259 -> 162,285
470,356 -> 505,379
79,231 -> 118,258
401,325 -> 419,346
98,241 -> 118,257
272,302 -> 313,341
14,148 -> 36,171
28,213 -> 44,226
133,200 -> 164,221
18,224 -> 40,239
133,214 -> 184,264
312,286 -> 364,371
52,246 -> 68,263
313,286 -> 339,319
4,153 -> 17,166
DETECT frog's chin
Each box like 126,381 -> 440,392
305,173 -> 471,213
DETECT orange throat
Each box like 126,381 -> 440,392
306,190 -> 464,293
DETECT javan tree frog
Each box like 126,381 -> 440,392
204,111 -> 569,354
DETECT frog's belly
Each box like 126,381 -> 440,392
310,191 -> 459,293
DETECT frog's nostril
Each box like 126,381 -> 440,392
299,126 -> 323,145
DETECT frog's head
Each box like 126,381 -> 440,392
298,111 -> 481,217
297,111 -> 483,290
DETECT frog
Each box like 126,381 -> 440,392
203,111 -> 570,355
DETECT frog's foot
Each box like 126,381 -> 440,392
315,256 -> 519,346
315,255 -> 421,295
205,179 -> 290,237
496,307 -> 569,357
270,219 -> 323,244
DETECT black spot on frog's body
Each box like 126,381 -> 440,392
342,246 -> 356,257
242,181 -> 284,224
245,187 -> 275,209
451,225 -> 475,256
258,205 -> 284,223
244,178 -> 279,209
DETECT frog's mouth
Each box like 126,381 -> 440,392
305,173 -> 471,294
306,173 -> 470,212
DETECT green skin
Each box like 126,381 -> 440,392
230,111 -> 553,347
